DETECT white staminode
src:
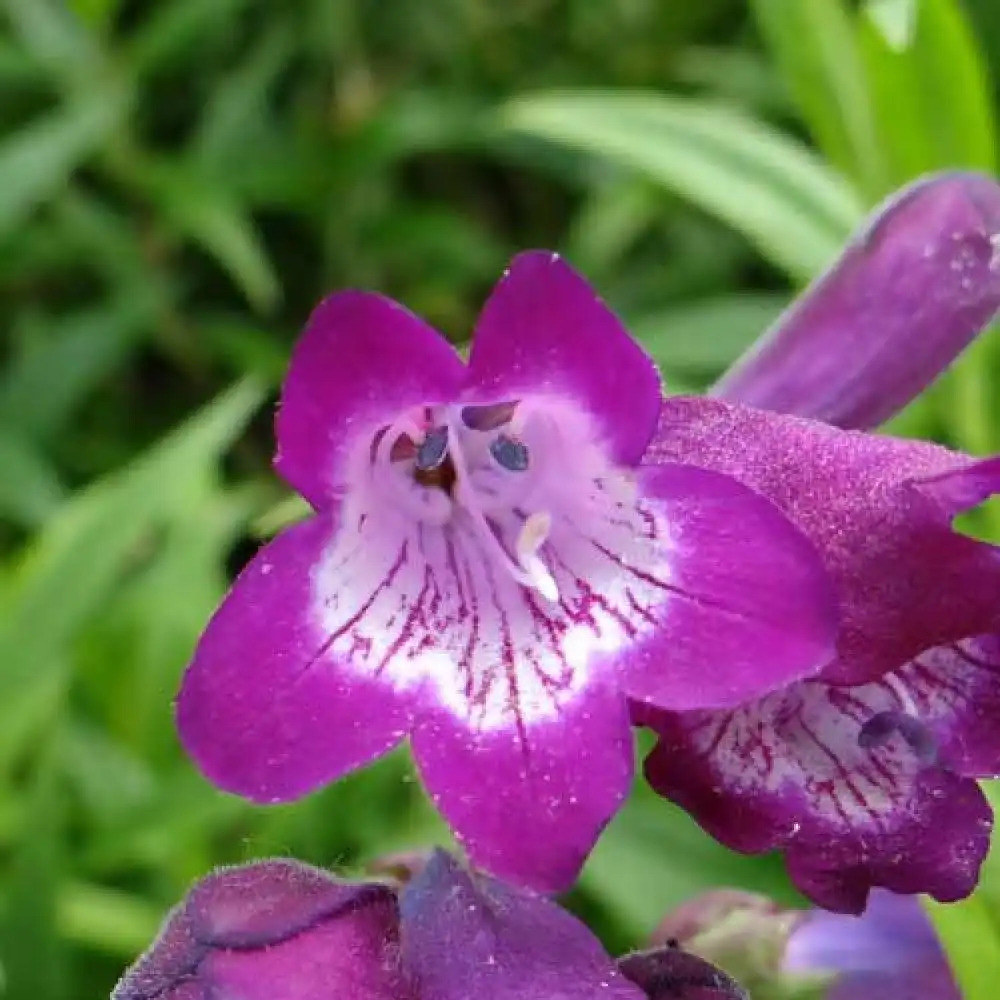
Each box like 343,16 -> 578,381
442,411 -> 560,602
316,396 -> 675,728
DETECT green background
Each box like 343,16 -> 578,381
2,0 -> 1000,997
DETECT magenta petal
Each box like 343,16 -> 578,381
649,396 -> 1000,684
714,172 -> 1000,429
618,947 -> 749,1000
400,851 -> 644,999
465,251 -> 662,465
621,463 -> 837,710
176,516 -> 413,803
275,291 -> 466,508
411,683 -> 633,892
640,644 -> 997,912
114,861 -> 407,1000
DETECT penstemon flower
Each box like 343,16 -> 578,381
783,890 -> 959,1000
640,172 -> 1000,912
177,251 -> 837,890
112,850 -> 747,1000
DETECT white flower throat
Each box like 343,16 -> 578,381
371,400 -> 561,601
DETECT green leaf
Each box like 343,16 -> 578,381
1,298 -> 152,443
502,91 -> 863,282
0,432 -> 64,527
0,740 -> 67,1000
865,0 -> 917,49
141,164 -> 280,311
0,382 -> 262,767
0,86 -> 129,240
628,292 -> 788,374
859,0 -> 997,180
752,0 -> 889,198
926,893 -> 1000,1000
0,0 -> 97,82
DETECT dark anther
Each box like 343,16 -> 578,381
461,401 -> 519,431
858,710 -> 939,766
490,434 -> 529,472
415,426 -> 449,471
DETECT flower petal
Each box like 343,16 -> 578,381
620,463 -> 837,710
649,396 -> 1000,684
640,636 -> 999,912
618,947 -> 749,1000
784,893 -> 959,1000
275,291 -> 466,509
410,683 -> 634,892
176,516 -> 413,803
114,860 -> 407,1000
713,172 -> 1000,429
465,251 -> 662,466
400,850 -> 644,999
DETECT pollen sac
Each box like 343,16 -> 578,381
416,426 -> 450,471
858,710 -> 939,766
490,434 -> 530,472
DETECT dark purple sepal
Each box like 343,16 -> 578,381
618,946 -> 749,1000
113,860 -> 408,1000
399,849 -> 644,999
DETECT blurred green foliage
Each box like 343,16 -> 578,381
1,0 -> 1000,997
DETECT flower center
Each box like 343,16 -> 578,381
369,399 -> 561,601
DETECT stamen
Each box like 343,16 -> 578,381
516,512 -> 559,601
444,413 -> 557,599
415,425 -> 449,471
858,710 -> 939,766
490,434 -> 529,472
376,412 -> 424,467
461,401 -> 518,430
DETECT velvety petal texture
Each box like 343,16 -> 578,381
713,171 -> 1000,430
176,516 -> 414,804
784,891 -> 959,1000
181,255 -> 837,892
465,251 -> 662,465
117,852 -> 740,1000
619,463 -> 836,710
400,850 -> 644,999
275,291 -> 466,508
411,682 -> 634,892
112,860 -> 407,1000
648,396 -> 1000,685
641,634 -> 1000,911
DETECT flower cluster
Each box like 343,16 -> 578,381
114,170 -> 1000,997
113,850 -> 746,1000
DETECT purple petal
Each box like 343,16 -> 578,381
411,682 -> 634,893
400,850 -> 644,999
618,947 -> 749,1000
275,291 -> 466,509
713,172 -> 1000,429
114,860 -> 407,1000
649,396 -> 1000,684
465,251 -> 662,466
620,463 -> 837,710
176,516 -> 413,803
640,637 -> 998,911
785,892 -> 959,1000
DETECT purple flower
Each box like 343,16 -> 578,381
640,172 -> 1000,911
112,851 -> 748,1000
177,252 -> 837,891
784,891 -> 959,1000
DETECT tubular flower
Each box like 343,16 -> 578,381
177,252 -> 837,891
783,890 -> 959,1000
640,172 -> 1000,912
112,851 -> 748,1000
